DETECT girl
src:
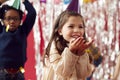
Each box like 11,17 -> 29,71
0,0 -> 36,80
42,10 -> 94,80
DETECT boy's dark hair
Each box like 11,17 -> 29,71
0,5 -> 23,20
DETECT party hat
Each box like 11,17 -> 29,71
0,0 -> 25,12
66,0 -> 81,13
12,0 -> 20,9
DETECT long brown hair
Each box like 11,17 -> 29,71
43,10 -> 86,65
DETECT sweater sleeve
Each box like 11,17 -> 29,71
75,53 -> 94,79
112,55 -> 120,80
49,46 -> 79,78
22,0 -> 36,36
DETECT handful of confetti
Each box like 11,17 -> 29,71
6,25 -> 10,32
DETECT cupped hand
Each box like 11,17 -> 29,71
69,37 -> 94,56
77,38 -> 94,56
69,37 -> 85,55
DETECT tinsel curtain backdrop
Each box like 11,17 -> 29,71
25,0 -> 120,80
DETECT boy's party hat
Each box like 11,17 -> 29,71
66,0 -> 81,14
1,0 -> 25,12
12,0 -> 20,9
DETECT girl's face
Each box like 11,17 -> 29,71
3,9 -> 21,31
58,16 -> 85,42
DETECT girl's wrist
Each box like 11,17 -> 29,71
69,48 -> 78,55
77,50 -> 85,56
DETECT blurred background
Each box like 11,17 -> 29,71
24,0 -> 120,80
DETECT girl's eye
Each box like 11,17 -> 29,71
68,25 -> 73,28
79,25 -> 84,28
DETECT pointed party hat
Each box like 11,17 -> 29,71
12,0 -> 20,9
0,0 -> 25,12
66,0 -> 81,14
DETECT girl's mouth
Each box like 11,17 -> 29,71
72,36 -> 80,38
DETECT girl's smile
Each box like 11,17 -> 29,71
58,16 -> 85,42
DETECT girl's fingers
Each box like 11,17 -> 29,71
69,37 -> 83,52
79,39 -> 94,51
86,39 -> 94,47
69,37 -> 94,53
70,37 -> 80,46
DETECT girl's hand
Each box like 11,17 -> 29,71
69,37 -> 94,56
69,37 -> 85,55
77,39 -> 94,56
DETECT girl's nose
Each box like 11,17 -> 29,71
74,27 -> 80,32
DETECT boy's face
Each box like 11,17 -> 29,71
3,9 -> 21,31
